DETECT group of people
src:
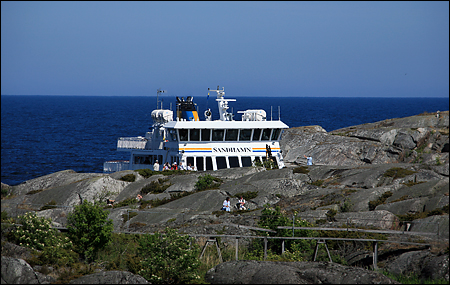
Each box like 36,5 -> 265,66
222,196 -> 246,212
153,160 -> 198,171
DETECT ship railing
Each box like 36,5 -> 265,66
103,160 -> 130,173
117,137 -> 148,150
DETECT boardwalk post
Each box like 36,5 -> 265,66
235,238 -> 239,261
264,237 -> 268,260
282,240 -> 285,254
292,215 -> 295,237
373,241 -> 378,270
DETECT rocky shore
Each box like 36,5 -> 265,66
2,111 -> 448,284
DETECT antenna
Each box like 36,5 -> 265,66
271,106 -> 273,121
156,89 -> 167,109
278,106 -> 281,121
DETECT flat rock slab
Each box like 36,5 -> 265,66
205,260 -> 399,284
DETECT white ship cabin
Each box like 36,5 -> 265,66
103,86 -> 289,173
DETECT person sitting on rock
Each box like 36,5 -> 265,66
222,197 -> 230,212
238,196 -> 246,210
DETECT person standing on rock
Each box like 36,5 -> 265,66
153,160 -> 160,171
304,155 -> 313,165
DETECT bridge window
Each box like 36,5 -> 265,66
271,129 -> 281,140
201,129 -> 211,141
261,129 -> 272,141
169,129 -> 177,141
252,129 -> 261,141
212,129 -> 224,141
239,129 -> 252,141
179,129 -> 188,141
225,129 -> 238,141
190,129 -> 200,141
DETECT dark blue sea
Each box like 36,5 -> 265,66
1,95 -> 448,186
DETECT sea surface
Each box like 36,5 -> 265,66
1,95 -> 448,186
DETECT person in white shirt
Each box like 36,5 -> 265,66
179,162 -> 186,170
222,197 -> 230,212
153,160 -> 160,171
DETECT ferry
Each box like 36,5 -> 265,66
103,86 -> 289,173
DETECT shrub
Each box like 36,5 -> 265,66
67,200 -> 114,261
120,174 -> 136,182
137,228 -> 201,284
195,174 -> 223,191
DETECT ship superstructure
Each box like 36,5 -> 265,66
103,86 -> 289,172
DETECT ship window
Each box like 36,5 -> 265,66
225,129 -> 238,141
229,157 -> 240,168
179,129 -> 188,141
201,129 -> 211,141
239,129 -> 252,141
252,129 -> 262,141
261,129 -> 271,141
271,129 -> 281,140
241,156 -> 252,167
196,157 -> 204,171
190,129 -> 200,141
169,129 -> 177,141
216,156 -> 227,169
206,157 -> 213,170
212,129 -> 224,141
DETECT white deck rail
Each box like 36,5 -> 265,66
117,137 -> 147,150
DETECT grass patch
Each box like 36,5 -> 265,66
120,174 -> 136,182
114,198 -> 137,208
195,174 -> 223,191
39,200 -> 57,211
383,167 -> 416,180
368,191 -> 393,211
26,189 -> 44,195
309,180 -> 324,187
402,180 -> 425,187
293,166 -> 309,174
233,191 -> 258,200
396,204 -> 449,222
122,211 -> 138,223
140,179 -> 171,195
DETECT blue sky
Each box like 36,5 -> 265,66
1,1 -> 449,97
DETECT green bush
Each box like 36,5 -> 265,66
137,228 -> 201,284
67,200 -> 114,261
120,174 -> 136,182
11,212 -> 77,266
195,174 -> 223,191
